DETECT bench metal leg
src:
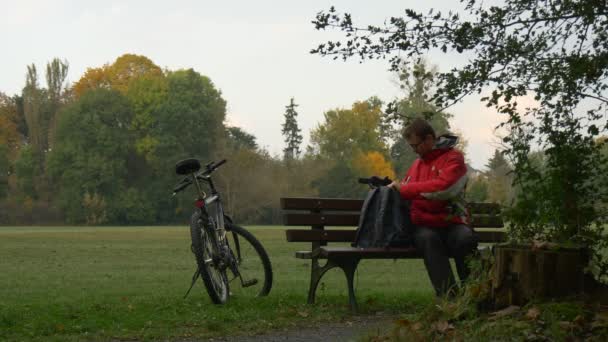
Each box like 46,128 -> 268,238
308,257 -> 361,312
308,258 -> 336,304
335,257 -> 361,312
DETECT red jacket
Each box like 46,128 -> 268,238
399,135 -> 469,228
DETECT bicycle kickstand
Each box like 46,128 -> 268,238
183,267 -> 201,299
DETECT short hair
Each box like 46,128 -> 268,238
403,118 -> 436,140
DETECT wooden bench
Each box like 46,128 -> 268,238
281,197 -> 505,311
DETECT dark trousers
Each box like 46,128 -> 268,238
413,224 -> 477,296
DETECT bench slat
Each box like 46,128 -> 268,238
286,229 -> 354,242
316,246 -> 421,259
475,231 -> 506,243
467,202 -> 502,215
283,213 -> 360,226
471,215 -> 504,228
286,229 -> 505,243
281,197 -> 363,211
284,213 -> 502,228
281,198 -> 502,215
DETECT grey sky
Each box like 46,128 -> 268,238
1,0 -> 505,170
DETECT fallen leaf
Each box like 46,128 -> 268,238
297,310 -> 309,318
591,312 -> 608,330
573,314 -> 586,327
56,324 -> 65,332
489,305 -> 520,320
559,321 -> 574,330
411,322 -> 423,331
525,307 -> 541,320
431,320 -> 454,333
395,319 -> 411,327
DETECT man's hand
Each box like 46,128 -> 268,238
388,180 -> 402,192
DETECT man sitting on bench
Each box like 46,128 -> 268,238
389,118 -> 477,297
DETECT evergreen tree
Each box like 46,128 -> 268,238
226,126 -> 258,151
485,149 -> 513,204
281,98 -> 303,160
386,61 -> 452,177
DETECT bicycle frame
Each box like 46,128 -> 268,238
192,173 -> 227,243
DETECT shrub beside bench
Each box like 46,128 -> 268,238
281,197 -> 505,311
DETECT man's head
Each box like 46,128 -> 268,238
403,118 -> 436,157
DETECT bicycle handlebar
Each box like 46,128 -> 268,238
172,159 -> 227,196
207,159 -> 226,174
358,176 -> 392,187
173,178 -> 192,194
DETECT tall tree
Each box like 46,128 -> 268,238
226,126 -> 258,151
45,58 -> 70,149
21,59 -> 70,159
72,54 -> 163,98
311,98 -> 387,161
281,98 -> 303,160
47,88 -> 133,223
466,175 -> 489,202
0,93 -> 20,160
22,65 -> 47,158
485,150 -> 513,204
310,98 -> 388,198
386,61 -> 453,176
140,69 -> 227,223
0,145 -> 8,199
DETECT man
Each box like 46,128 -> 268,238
389,118 -> 476,296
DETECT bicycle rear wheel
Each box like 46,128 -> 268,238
190,211 -> 229,304
225,223 -> 273,298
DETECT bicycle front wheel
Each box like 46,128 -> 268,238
225,223 -> 273,298
190,210 -> 229,304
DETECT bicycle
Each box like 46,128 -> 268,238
173,158 -> 273,303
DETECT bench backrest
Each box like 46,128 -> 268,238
281,197 -> 506,244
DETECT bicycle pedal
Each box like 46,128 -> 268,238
242,279 -> 258,287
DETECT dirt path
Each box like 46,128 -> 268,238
206,315 -> 395,342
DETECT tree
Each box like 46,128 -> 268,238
150,69 -> 226,164
385,61 -> 453,176
72,54 -> 163,98
352,151 -> 396,180
485,149 -> 513,204
14,145 -> 37,199
226,126 -> 258,151
21,59 -> 69,164
311,99 -> 387,161
72,66 -> 111,98
311,2 -> 608,258
0,93 -> 20,161
282,98 -> 303,160
22,64 -> 48,159
466,175 -> 489,202
47,88 -> 133,223
310,98 -> 389,198
0,145 -> 8,199
139,69 -> 228,223
45,58 -> 69,150
125,72 -> 168,163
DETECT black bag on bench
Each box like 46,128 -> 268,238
353,186 -> 414,248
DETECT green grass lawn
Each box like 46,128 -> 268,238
0,225 -> 434,341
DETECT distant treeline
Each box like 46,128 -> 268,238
0,55 -> 513,225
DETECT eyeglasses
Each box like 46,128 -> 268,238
409,141 -> 423,150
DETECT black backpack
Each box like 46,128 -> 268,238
352,185 -> 413,248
